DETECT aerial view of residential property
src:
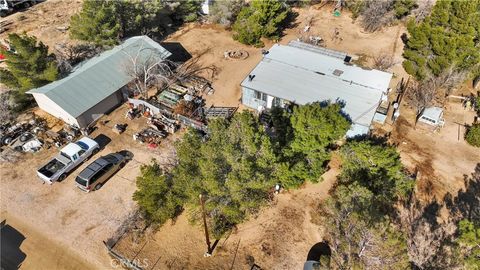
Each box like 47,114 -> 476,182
0,0 -> 479,269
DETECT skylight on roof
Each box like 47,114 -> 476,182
333,69 -> 344,76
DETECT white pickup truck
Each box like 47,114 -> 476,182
37,137 -> 100,184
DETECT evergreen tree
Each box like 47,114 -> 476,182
134,112 -> 278,238
456,219 -> 480,269
133,161 -> 185,224
394,0 -> 418,18
465,123 -> 480,147
232,0 -> 290,46
168,0 -> 202,22
119,0 -> 168,37
69,0 -> 122,46
0,33 -> 58,110
403,0 -> 480,80
278,102 -> 350,188
320,183 -> 411,269
339,140 -> 415,209
70,0 -> 202,45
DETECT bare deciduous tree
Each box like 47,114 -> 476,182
435,66 -> 469,96
412,0 -> 434,23
360,0 -> 396,32
406,79 -> 436,116
398,196 -> 458,269
373,52 -> 396,71
122,42 -> 178,99
55,43 -> 103,75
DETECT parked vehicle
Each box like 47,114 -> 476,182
37,137 -> 99,184
0,0 -> 38,17
75,152 -> 129,192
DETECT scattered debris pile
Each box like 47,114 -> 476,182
0,116 -> 82,156
126,77 -> 238,148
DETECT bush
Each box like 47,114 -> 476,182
232,0 -> 289,46
465,123 -> 480,147
394,0 -> 418,18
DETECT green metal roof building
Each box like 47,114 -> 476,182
27,36 -> 171,129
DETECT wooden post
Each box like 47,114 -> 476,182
199,194 -> 212,256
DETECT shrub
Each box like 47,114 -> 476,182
232,0 -> 289,46
465,123 -> 480,147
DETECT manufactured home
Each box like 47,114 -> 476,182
241,41 -> 392,137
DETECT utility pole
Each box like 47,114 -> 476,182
199,194 -> 212,257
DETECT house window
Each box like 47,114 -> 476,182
254,90 -> 267,102
272,97 -> 282,107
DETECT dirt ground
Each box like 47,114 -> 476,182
386,101 -> 480,200
1,103 -> 180,269
1,2 -> 479,270
0,0 -> 82,49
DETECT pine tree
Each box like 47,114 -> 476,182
69,0 -> 122,46
0,33 -> 58,110
277,102 -> 350,188
232,0 -> 290,46
456,219 -> 480,269
403,0 -> 480,80
338,140 -> 415,218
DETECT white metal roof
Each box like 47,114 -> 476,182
421,107 -> 443,121
241,43 -> 392,132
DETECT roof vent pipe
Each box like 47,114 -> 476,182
248,75 -> 256,81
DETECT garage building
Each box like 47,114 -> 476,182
27,36 -> 171,129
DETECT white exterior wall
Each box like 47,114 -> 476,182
32,93 -> 79,127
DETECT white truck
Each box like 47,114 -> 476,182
37,137 -> 100,184
0,0 -> 37,17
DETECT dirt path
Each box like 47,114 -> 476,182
1,213 -> 95,270
0,105 -> 179,269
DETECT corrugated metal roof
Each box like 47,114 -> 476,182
421,107 -> 443,121
287,40 -> 348,60
241,44 -> 392,129
27,36 -> 171,118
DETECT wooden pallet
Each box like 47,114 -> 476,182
205,106 -> 237,119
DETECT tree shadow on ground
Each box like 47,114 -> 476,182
403,163 -> 480,269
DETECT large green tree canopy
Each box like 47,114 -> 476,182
232,0 -> 290,46
70,0 -> 201,46
134,111 -> 279,238
277,102 -> 351,188
0,33 -> 58,109
320,140 -> 414,268
134,103 -> 352,237
403,0 -> 480,80
69,0 -> 122,46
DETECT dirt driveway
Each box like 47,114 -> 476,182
0,104 -> 178,269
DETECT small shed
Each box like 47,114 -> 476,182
27,36 -> 171,129
418,107 -> 444,126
